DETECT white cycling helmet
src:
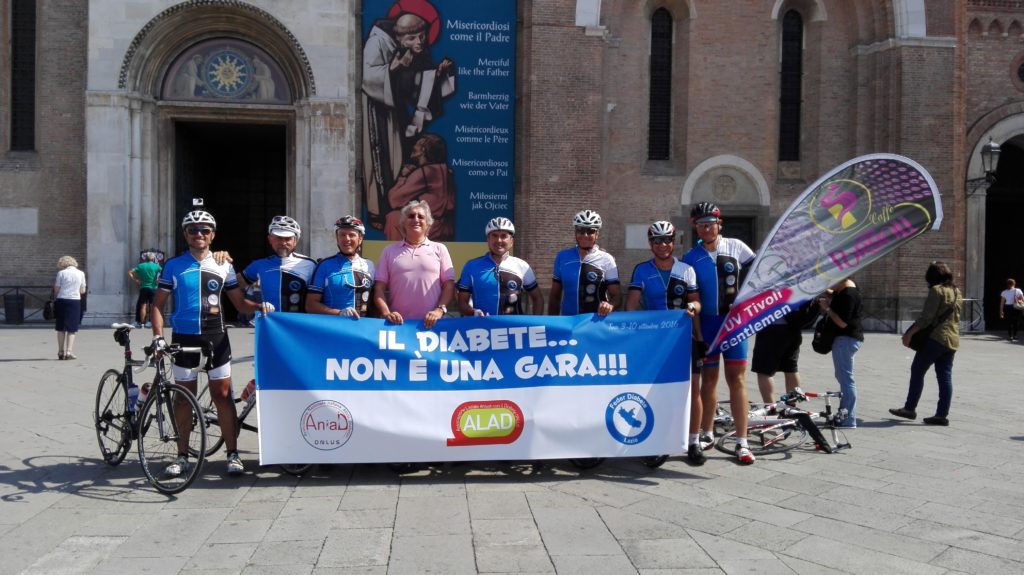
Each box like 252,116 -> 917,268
485,217 -> 515,236
268,215 -> 301,238
648,220 -> 675,239
181,210 -> 216,229
573,209 -> 602,229
334,215 -> 366,236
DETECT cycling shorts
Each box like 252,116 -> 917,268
699,314 -> 748,366
171,332 -> 232,381
751,324 -> 801,375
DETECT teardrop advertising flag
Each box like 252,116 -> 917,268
708,154 -> 941,356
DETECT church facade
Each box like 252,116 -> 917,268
0,0 -> 1020,329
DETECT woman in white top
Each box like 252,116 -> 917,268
999,278 -> 1024,342
53,255 -> 87,359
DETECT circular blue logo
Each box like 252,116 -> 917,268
605,392 -> 654,445
723,262 -> 736,273
289,280 -> 302,292
673,285 -> 685,295
506,280 -> 519,291
206,279 -> 220,291
586,271 -> 599,282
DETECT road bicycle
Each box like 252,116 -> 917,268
94,324 -> 208,494
195,370 -> 312,477
715,389 -> 851,456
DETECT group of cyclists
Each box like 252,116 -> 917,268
148,198 -> 759,478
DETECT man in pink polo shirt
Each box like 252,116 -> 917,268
373,200 -> 455,328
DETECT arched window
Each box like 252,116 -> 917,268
648,8 -> 673,161
10,0 -> 36,151
778,10 -> 802,162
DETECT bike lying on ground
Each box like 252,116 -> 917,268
94,324 -> 208,494
715,389 -> 851,456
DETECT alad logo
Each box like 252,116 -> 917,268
300,400 -> 353,450
447,400 -> 525,446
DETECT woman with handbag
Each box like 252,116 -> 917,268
818,277 -> 864,428
998,278 -> 1024,342
52,255 -> 87,360
890,261 -> 961,426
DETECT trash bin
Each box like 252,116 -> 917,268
4,293 -> 25,324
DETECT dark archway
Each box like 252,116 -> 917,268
984,140 -> 1024,330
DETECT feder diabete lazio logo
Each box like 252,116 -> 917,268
605,392 -> 654,445
300,400 -> 353,450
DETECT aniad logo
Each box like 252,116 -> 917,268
300,400 -> 354,450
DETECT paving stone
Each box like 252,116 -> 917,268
331,507 -> 396,529
475,544 -> 555,573
532,506 -> 621,556
249,539 -> 324,566
206,519 -> 273,544
791,516 -> 947,563
467,490 -> 532,519
20,535 -> 124,575
548,554 -> 638,574
89,555 -> 189,574
338,490 -> 398,510
394,495 -> 470,536
783,534 -> 945,575
720,520 -> 810,553
714,497 -> 813,528
597,506 -> 690,540
775,492 -> 913,532
472,518 -> 543,547
620,537 -> 718,569
623,495 -> 750,536
895,519 -> 1024,562
388,534 -> 476,574
929,546 -> 1024,574
114,508 -> 231,558
906,501 -> 1024,538
317,527 -> 391,567
184,541 -> 258,570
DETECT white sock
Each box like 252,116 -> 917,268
736,437 -> 748,448
689,433 -> 699,445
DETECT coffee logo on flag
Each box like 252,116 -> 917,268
300,400 -> 353,450
605,392 -> 654,445
810,179 -> 872,234
447,400 -> 524,446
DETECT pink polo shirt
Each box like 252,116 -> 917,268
376,239 -> 455,320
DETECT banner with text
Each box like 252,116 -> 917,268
255,312 -> 690,464
708,154 -> 941,355
360,0 -> 515,244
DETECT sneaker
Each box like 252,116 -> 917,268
888,407 -> 917,420
698,432 -> 714,451
922,416 -> 949,426
736,445 -> 756,465
57,352 -> 64,360
226,452 -> 245,476
164,455 -> 189,478
64,353 -> 77,360
686,443 -> 706,466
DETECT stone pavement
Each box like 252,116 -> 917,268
1,325 -> 1022,575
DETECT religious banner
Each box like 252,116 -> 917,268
360,0 -> 516,268
708,154 -> 941,355
254,312 -> 690,464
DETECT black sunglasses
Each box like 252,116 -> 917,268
186,227 -> 214,236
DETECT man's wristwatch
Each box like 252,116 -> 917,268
437,304 -> 448,314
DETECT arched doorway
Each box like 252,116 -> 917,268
984,138 -> 1024,330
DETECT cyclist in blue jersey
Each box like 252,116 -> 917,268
682,202 -> 758,464
625,221 -> 707,465
238,215 -> 316,314
307,216 -> 376,317
151,210 -> 264,478
548,210 -> 620,317
457,217 -> 544,316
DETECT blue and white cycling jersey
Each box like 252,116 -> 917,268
552,246 -> 619,315
457,253 -> 539,315
158,251 -> 239,335
682,237 -> 756,316
308,253 -> 376,314
628,259 -> 698,310
241,253 -> 316,313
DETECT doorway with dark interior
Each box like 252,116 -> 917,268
984,138 -> 1024,331
175,121 -> 287,321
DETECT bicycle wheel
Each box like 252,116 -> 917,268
193,372 -> 226,457
280,464 -> 313,476
94,369 -> 132,466
715,423 -> 808,456
568,458 -> 605,469
137,382 -> 207,494
639,455 -> 669,468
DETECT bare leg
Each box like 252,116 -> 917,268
783,371 -> 801,395
700,364 -> 720,433
65,333 -> 76,355
756,373 -> 774,404
56,331 -> 66,356
175,379 -> 198,455
209,377 -> 238,452
689,371 -> 702,435
725,363 -> 748,438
